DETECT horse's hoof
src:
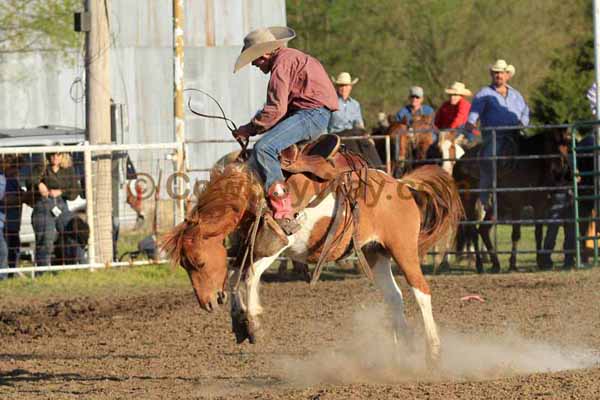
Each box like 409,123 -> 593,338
426,348 -> 442,370
247,316 -> 262,344
393,328 -> 413,350
490,266 -> 501,274
231,311 -> 251,344
436,261 -> 450,275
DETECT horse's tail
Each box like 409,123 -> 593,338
402,165 -> 464,255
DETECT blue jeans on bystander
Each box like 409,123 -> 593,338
0,231 -> 7,279
32,196 -> 72,267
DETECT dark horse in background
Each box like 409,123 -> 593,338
452,127 -> 571,273
335,128 -> 384,169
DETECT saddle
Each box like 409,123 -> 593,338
251,134 -> 373,284
279,134 -> 368,181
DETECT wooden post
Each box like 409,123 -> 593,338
85,0 -> 113,264
173,0 -> 186,223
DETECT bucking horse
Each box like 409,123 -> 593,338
160,134 -> 462,366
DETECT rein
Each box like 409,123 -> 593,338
185,88 -> 250,160
309,150 -> 374,285
230,201 -> 265,292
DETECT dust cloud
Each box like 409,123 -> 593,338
277,305 -> 600,386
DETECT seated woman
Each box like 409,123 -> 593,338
30,152 -> 81,267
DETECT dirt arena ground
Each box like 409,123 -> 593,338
1,268 -> 600,399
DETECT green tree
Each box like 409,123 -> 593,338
0,0 -> 80,55
531,38 -> 594,125
287,0 -> 591,127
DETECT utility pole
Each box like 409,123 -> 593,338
173,0 -> 186,222
85,0 -> 113,264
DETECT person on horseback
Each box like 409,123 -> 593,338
328,72 -> 364,133
435,81 -> 475,139
395,86 -> 435,126
232,27 -> 338,235
465,59 -> 530,216
328,72 -> 382,168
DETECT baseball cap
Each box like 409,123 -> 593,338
409,86 -> 424,98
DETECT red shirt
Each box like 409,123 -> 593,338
251,48 -> 339,133
434,98 -> 471,129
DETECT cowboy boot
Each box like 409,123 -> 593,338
267,181 -> 301,235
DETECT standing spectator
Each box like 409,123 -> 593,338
328,72 -> 364,133
0,163 -> 7,280
30,152 -> 81,267
540,189 -> 575,270
465,59 -> 530,215
2,155 -> 25,273
435,81 -> 476,139
540,141 -> 575,270
395,86 -> 435,126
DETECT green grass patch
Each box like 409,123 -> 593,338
0,263 -> 189,302
0,224 -> 576,302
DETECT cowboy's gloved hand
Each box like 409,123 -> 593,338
233,123 -> 255,140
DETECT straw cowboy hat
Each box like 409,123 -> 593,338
233,26 -> 296,73
445,81 -> 472,97
489,59 -> 516,77
331,72 -> 359,85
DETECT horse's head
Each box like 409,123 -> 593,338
412,114 -> 436,160
160,163 -> 261,312
179,225 -> 229,312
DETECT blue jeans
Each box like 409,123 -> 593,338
250,107 -> 331,190
5,206 -> 22,269
542,192 -> 575,267
32,197 -> 72,266
479,132 -> 519,205
0,229 -> 7,279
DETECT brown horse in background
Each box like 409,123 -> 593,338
161,162 -> 462,365
387,114 -> 438,177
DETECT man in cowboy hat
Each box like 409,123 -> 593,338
395,86 -> 435,126
232,26 -> 338,235
328,72 -> 364,133
465,59 -> 530,215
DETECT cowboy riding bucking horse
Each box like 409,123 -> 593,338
231,26 -> 338,235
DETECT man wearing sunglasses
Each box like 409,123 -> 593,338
395,86 -> 435,126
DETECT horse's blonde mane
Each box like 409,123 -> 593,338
160,162 -> 263,266
187,163 -> 262,232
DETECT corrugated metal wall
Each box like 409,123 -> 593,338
0,0 -> 286,177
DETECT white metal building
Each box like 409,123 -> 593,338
0,0 -> 286,176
